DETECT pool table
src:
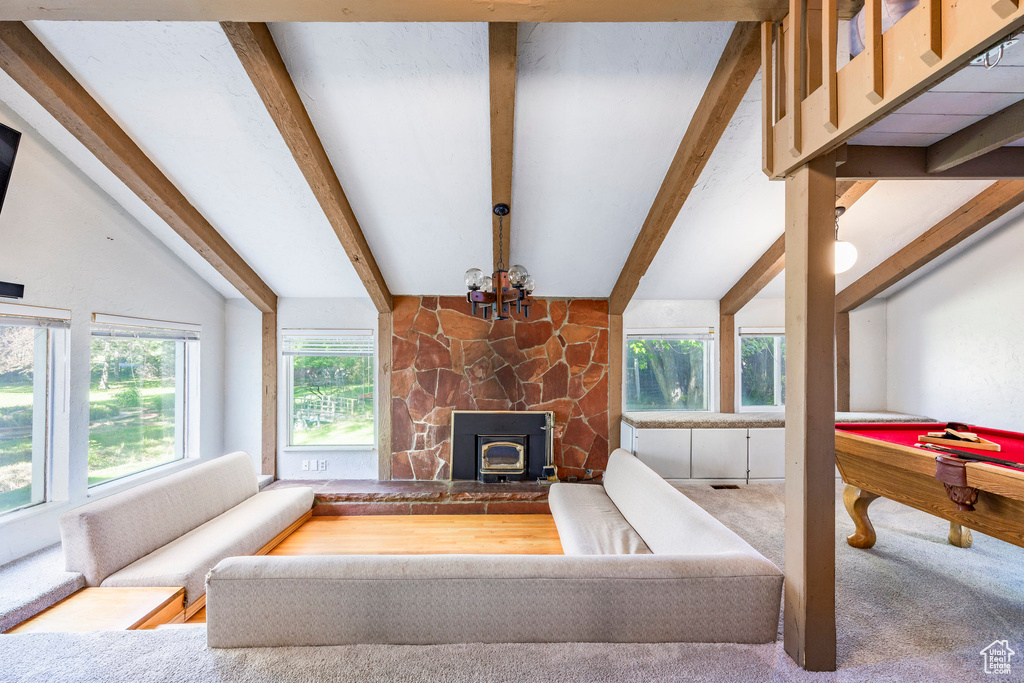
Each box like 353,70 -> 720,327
835,423 -> 1024,550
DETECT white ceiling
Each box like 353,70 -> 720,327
1,21 -> 1017,306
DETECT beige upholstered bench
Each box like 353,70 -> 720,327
205,450 -> 782,647
60,451 -> 313,618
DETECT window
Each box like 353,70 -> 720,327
625,330 -> 714,412
89,314 -> 199,487
284,332 -> 375,448
0,304 -> 69,516
740,329 -> 785,410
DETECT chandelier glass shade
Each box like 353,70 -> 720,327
465,204 -> 536,320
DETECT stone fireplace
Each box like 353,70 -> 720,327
451,410 -> 553,482
391,295 -> 610,481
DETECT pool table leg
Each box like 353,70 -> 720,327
843,485 -> 881,549
948,522 -> 973,549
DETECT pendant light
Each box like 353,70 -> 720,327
834,206 -> 857,275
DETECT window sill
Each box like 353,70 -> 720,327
0,500 -> 69,527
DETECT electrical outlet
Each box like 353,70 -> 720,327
301,460 -> 309,471
319,460 -> 328,472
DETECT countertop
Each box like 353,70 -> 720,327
621,411 -> 932,430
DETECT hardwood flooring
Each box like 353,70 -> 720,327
6,587 -> 184,634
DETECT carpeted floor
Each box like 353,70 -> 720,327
0,483 -> 1021,682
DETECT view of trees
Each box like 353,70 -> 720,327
0,325 -> 38,513
291,354 -> 374,446
626,338 -> 708,411
741,336 -> 785,407
88,337 -> 179,485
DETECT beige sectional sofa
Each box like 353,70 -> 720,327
205,450 -> 782,647
60,451 -> 313,614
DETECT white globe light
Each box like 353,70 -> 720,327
464,268 -> 484,290
508,264 -> 529,287
480,275 -> 494,291
835,241 -> 858,274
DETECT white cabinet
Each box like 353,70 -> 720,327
691,428 -> 748,480
620,422 -> 637,455
748,428 -> 785,480
634,428 -> 691,479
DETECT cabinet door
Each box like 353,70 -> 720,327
748,428 -> 785,479
619,422 -> 636,455
691,428 -> 748,480
635,428 -> 691,479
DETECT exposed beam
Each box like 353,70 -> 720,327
222,22 -> 392,313
608,314 -> 623,451
378,311 -> 393,480
719,313 -> 736,412
0,22 -> 277,313
262,309 -> 278,477
721,235 -> 786,316
784,152 -> 837,672
835,310 -> 850,412
0,1 -> 789,22
609,22 -> 761,315
836,179 -> 876,208
489,23 -> 517,272
837,180 -> 1024,312
838,145 -> 1024,180
927,99 -> 1024,173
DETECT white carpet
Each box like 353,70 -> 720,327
0,483 -> 1020,682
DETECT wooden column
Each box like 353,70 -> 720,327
835,311 -> 850,412
377,310 -> 393,480
261,309 -> 277,477
608,313 -> 623,451
719,313 -> 736,412
784,152 -> 837,672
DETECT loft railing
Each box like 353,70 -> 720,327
763,0 -> 1024,179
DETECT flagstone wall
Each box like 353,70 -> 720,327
391,295 -> 610,480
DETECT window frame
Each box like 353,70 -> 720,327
281,329 -> 377,452
737,327 -> 786,412
86,313 -> 201,489
0,303 -> 70,518
623,327 -> 715,413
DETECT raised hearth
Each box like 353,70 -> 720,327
267,479 -> 556,516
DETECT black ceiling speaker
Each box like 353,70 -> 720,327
0,123 -> 24,300
0,282 -> 24,299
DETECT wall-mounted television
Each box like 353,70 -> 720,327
0,122 -> 22,217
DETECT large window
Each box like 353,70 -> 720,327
625,330 -> 713,412
284,332 -> 375,448
740,329 -> 786,410
0,304 -> 69,516
89,315 -> 199,487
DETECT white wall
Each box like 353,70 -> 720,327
0,103 -> 227,566
886,208 -> 1024,431
623,298 -> 886,412
223,297 -> 380,481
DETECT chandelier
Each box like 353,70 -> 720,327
464,204 -> 536,320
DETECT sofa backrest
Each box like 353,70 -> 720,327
602,449 -> 759,556
60,451 -> 258,586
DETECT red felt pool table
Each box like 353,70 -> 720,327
835,423 -> 1024,550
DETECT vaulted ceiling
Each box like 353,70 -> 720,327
1,20 -> 1020,305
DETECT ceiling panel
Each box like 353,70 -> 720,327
27,20 -> 367,298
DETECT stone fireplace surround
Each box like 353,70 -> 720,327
391,295 -> 610,481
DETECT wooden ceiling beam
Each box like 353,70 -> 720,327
837,180 -> 1024,313
609,22 -> 762,315
489,23 -> 517,273
0,22 -> 278,313
926,99 -> 1024,173
838,145 -> 1024,180
222,22 -> 392,313
719,180 -> 875,315
0,1 -> 789,22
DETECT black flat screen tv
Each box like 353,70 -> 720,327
0,122 -> 22,216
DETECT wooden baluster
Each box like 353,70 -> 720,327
762,21 -> 775,176
788,0 -> 804,155
776,17 -> 788,121
865,0 -> 883,103
822,0 -> 838,132
920,0 -> 942,65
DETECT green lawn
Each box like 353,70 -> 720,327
293,416 -> 374,446
87,383 -> 177,487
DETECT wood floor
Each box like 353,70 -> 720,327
7,587 -> 185,634
269,514 -> 564,556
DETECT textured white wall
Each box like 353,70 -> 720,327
849,299 -> 887,410
0,104 -> 227,565
886,209 -> 1024,431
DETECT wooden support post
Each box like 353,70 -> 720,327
762,22 -> 775,176
608,313 -> 623,451
720,313 -> 736,413
835,310 -> 850,412
261,309 -> 277,477
378,310 -> 393,480
489,22 -> 518,273
784,152 -> 837,672
822,0 -> 838,132
787,0 -> 804,155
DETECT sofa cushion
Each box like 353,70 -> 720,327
206,553 -> 783,647
101,486 -> 313,606
548,483 -> 651,555
602,449 -> 761,557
